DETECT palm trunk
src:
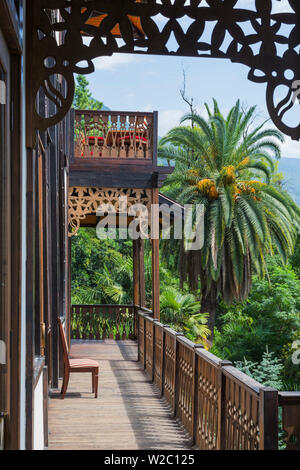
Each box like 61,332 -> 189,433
201,290 -> 217,340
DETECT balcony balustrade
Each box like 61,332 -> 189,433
59,305 -> 300,450
73,110 -> 157,164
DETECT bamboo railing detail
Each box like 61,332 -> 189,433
71,304 -> 136,340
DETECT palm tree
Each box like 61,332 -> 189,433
159,99 -> 300,333
160,286 -> 210,341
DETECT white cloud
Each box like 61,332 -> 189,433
158,109 -> 184,137
281,137 -> 300,158
272,0 -> 293,14
238,0 -> 293,13
93,54 -> 138,71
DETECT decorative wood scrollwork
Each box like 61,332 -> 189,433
29,1 -> 300,142
68,186 -> 151,236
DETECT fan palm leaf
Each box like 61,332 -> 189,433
159,99 -> 300,333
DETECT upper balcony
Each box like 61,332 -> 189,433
70,109 -> 172,188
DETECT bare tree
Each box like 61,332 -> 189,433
180,66 -> 197,127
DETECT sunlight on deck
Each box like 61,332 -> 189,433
48,340 -> 191,450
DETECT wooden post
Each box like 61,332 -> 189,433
151,188 -> 160,320
279,392 -> 300,450
151,320 -> 155,382
25,148 -> 36,449
217,360 -> 232,450
133,239 -> 140,306
161,325 -> 167,398
137,308 -> 140,361
143,315 -> 146,370
138,239 -> 145,308
173,332 -> 184,417
259,387 -> 278,450
192,345 -> 205,445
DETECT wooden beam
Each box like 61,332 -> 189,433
25,148 -> 36,449
69,165 -> 173,189
151,188 -> 160,320
49,129 -> 59,389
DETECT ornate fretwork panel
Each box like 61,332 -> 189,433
74,109 -> 154,160
29,1 -> 300,142
68,186 -> 151,236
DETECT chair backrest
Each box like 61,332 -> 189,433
57,317 -> 70,368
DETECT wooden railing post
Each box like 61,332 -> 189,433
144,315 -> 154,382
137,310 -> 145,367
279,392 -> 300,450
174,332 -> 185,418
151,318 -> 155,382
259,387 -> 278,450
143,314 -> 146,370
192,344 -> 204,446
160,323 -> 169,398
217,360 -> 232,450
134,305 -> 138,341
137,307 -> 140,362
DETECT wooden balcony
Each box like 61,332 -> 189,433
73,109 -> 157,163
70,109 -> 173,189
48,340 -> 191,450
48,306 -> 300,450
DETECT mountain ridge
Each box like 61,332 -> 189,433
279,158 -> 300,206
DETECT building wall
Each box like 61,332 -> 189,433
20,0 -> 27,449
33,373 -> 44,450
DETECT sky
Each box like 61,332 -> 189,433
85,0 -> 300,158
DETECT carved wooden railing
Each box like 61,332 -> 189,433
279,392 -> 300,450
73,109 -> 158,162
137,310 -> 300,451
71,304 -> 137,340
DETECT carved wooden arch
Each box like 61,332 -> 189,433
27,0 -> 300,145
68,186 -> 152,236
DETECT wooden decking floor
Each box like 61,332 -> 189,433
48,340 -> 191,450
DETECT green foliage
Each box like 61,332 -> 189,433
71,229 -> 133,304
73,75 -> 103,110
211,256 -> 300,387
160,286 -> 201,322
71,307 -> 134,340
290,235 -> 300,279
70,94 -> 300,392
159,99 -> 300,320
236,347 -> 284,389
71,229 -> 180,307
71,229 -> 209,342
160,286 -> 210,342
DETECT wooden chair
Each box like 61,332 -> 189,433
57,318 -> 99,399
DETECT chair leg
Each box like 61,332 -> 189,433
92,371 -> 95,393
61,369 -> 70,399
94,370 -> 99,398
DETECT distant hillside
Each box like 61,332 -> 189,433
279,158 -> 300,206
